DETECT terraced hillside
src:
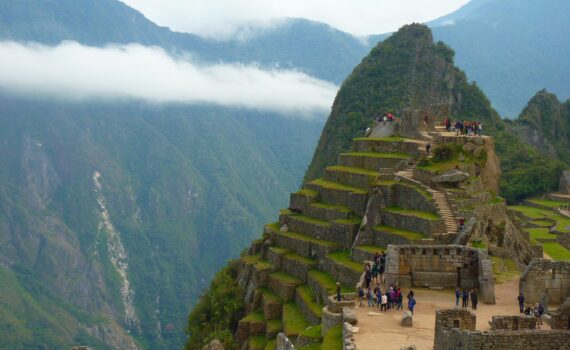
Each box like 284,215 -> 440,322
510,198 -> 570,261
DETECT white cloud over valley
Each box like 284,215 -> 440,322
0,41 -> 338,115
120,0 -> 470,39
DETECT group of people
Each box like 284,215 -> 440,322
375,112 -> 396,123
518,293 -> 545,328
356,251 -> 417,314
444,118 -> 483,136
455,287 -> 479,310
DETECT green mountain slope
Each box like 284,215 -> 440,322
304,24 -> 568,203
0,96 -> 321,349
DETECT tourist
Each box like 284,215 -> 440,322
426,143 -> 431,156
470,289 -> 478,310
390,286 -> 397,309
445,118 -> 451,132
424,115 -> 429,126
407,290 -> 414,302
477,122 -> 483,136
364,266 -> 372,289
365,127 -> 372,137
535,303 -> 544,328
380,292 -> 388,311
458,217 -> 465,231
518,293 -> 525,313
358,287 -> 364,307
336,282 -> 342,302
396,287 -> 403,310
367,287 -> 374,307
524,305 -> 533,316
455,287 -> 461,307
408,296 -> 416,315
461,289 -> 469,308
386,289 -> 392,310
376,289 -> 383,309
372,261 -> 379,285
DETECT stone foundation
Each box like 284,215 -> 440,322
520,260 -> 570,305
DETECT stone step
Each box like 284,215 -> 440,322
338,152 -> 410,171
282,302 -> 322,346
268,271 -> 303,301
282,252 -> 318,282
322,251 -> 363,289
305,201 -> 353,221
237,312 -> 266,344
324,165 -> 377,189
280,213 -> 330,238
266,246 -> 289,270
241,255 -> 277,288
266,319 -> 283,339
295,285 -> 323,325
271,230 -> 340,261
305,179 -> 368,216
307,269 -> 353,305
289,189 -> 319,212
368,225 -> 428,247
382,207 -> 445,237
259,287 -> 284,321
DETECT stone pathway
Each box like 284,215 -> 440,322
353,277 -> 549,350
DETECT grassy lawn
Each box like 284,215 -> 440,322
283,302 -> 310,337
385,206 -> 440,220
296,285 -> 323,318
264,340 -> 276,350
249,336 -> 267,350
277,231 -> 338,248
355,245 -> 387,254
295,189 -> 319,198
243,311 -> 265,323
266,319 -> 283,334
491,256 -> 520,284
310,179 -> 368,195
341,151 -> 410,159
310,202 -> 351,213
542,242 -> 570,261
322,324 -> 343,350
259,287 -> 284,304
270,271 -> 303,286
526,228 -> 556,241
327,251 -> 363,273
335,217 -> 362,225
284,252 -> 316,266
307,269 -> 353,294
374,225 -> 427,240
526,198 -> 570,208
509,205 -> 552,219
354,136 -> 409,142
471,241 -> 487,249
292,215 -> 330,227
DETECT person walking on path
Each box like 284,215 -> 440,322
372,262 -> 379,285
380,292 -> 388,311
461,289 -> 469,308
367,288 -> 374,307
518,293 -> 525,313
455,287 -> 461,307
426,143 -> 431,156
535,303 -> 544,328
408,296 -> 416,315
358,287 -> 364,307
376,289 -> 383,310
470,289 -> 478,310
397,287 -> 403,310
336,282 -> 342,302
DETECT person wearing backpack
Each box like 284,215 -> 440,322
461,289 -> 469,308
455,287 -> 461,307
396,287 -> 403,310
367,288 -> 374,307
358,287 -> 364,307
408,296 -> 416,315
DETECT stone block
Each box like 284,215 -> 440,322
343,307 -> 358,325
401,311 -> 413,327
412,271 -> 456,288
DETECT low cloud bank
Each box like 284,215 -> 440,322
0,41 -> 338,115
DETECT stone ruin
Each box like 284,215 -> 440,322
384,244 -> 495,303
519,260 -> 570,306
434,308 -> 570,350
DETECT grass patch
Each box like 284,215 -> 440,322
527,198 -> 569,208
270,271 -> 303,286
542,242 -> 570,261
326,165 -> 378,177
384,206 -> 440,220
527,228 -> 556,240
266,319 -> 283,334
374,225 -> 427,240
298,343 -> 321,350
296,285 -> 323,318
243,311 -> 265,323
277,231 -> 338,248
509,205 -> 551,219
242,254 -> 261,265
509,205 -> 570,233
397,182 -> 433,199
268,246 -> 289,255
335,217 -> 362,225
284,253 -> 316,266
355,245 -> 387,254
265,222 -> 280,233
471,241 -> 487,249
283,302 -> 310,337
300,324 -> 322,339
259,287 -> 284,304
249,336 -> 267,350
265,340 -> 276,350
291,215 -> 331,227
327,251 -> 362,273
280,208 -> 297,216
531,220 -> 555,227
354,136 -> 408,142
341,151 -> 410,159
309,179 -> 368,195
308,269 -> 353,294
310,202 -> 352,213
322,324 -> 343,350
255,260 -> 275,271
491,256 -> 520,284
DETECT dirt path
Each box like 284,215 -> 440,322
353,277 -> 547,350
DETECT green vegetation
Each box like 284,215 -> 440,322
326,165 -> 378,177
471,241 -> 487,249
309,179 -> 368,195
185,261 -> 245,350
265,339 -> 276,350
284,253 -> 317,266
270,272 -> 303,287
268,246 -> 289,255
542,243 -> 570,261
283,302 -> 310,337
299,343 -> 322,350
491,256 -> 520,284
277,232 -> 338,248
354,136 -> 409,142
291,215 -> 330,227
340,152 -> 410,159
307,270 -> 353,294
526,198 -> 570,209
266,319 -> 283,334
243,312 -> 265,323
300,324 -> 323,340
258,288 -> 284,305
249,336 -> 267,350
296,285 -> 323,318
526,228 -> 555,241
374,225 -> 427,240
321,324 -> 343,350
335,217 -> 362,225
384,207 -> 440,220
327,251 -> 363,273
355,245 -> 387,254
296,189 -> 319,198
509,205 -> 570,233
310,202 -> 351,213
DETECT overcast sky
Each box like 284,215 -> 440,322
0,41 -> 337,116
120,0 -> 470,39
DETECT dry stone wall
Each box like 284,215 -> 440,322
520,260 -> 570,305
